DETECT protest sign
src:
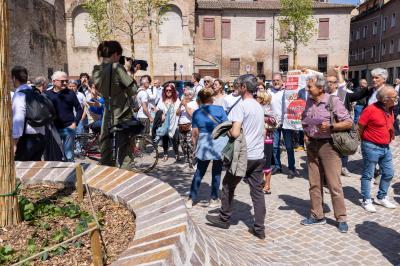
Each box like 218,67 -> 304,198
282,70 -> 306,130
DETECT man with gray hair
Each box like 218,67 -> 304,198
358,85 -> 398,212
206,74 -> 266,239
367,68 -> 388,105
33,76 -> 48,93
45,71 -> 83,162
300,73 -> 353,233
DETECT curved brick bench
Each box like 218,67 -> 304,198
15,161 -> 233,266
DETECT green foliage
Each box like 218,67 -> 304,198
27,239 -> 36,255
0,245 -> 15,264
83,0 -> 113,43
277,0 -> 316,68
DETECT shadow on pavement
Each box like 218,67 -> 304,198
355,221 -> 400,265
343,186 -> 362,206
278,194 -> 331,218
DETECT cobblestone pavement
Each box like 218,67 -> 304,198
147,140 -> 400,266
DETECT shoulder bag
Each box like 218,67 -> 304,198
328,95 -> 359,156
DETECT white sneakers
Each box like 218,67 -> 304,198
362,199 -> 376,213
362,196 -> 396,212
185,198 -> 193,209
209,199 -> 221,208
375,196 -> 397,209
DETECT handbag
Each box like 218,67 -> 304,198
179,123 -> 192,133
328,95 -> 359,156
156,106 -> 172,137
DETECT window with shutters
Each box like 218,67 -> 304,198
363,26 -> 368,39
356,30 -> 360,40
318,55 -> 328,73
371,45 -> 376,58
391,13 -> 396,27
362,48 -> 366,60
373,21 -> 378,35
280,20 -> 289,39
203,18 -> 215,39
318,18 -> 329,39
256,20 -> 266,40
279,55 -> 288,73
382,43 -> 386,55
390,40 -> 394,54
383,17 -> 387,32
230,58 -> 240,76
257,62 -> 264,75
222,19 -> 231,39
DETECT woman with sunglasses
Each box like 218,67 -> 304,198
157,83 -> 181,161
212,79 -> 226,107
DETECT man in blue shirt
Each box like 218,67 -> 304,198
45,71 -> 83,162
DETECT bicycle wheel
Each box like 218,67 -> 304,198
128,136 -> 158,173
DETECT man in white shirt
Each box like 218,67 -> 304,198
206,74 -> 266,240
270,73 -> 296,179
192,73 -> 203,97
152,79 -> 163,106
12,66 -> 46,161
222,80 -> 241,113
137,75 -> 153,135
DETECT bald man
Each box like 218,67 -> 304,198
358,85 -> 398,213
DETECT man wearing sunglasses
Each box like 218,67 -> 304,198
45,71 -> 83,162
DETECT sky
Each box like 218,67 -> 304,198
330,0 -> 361,4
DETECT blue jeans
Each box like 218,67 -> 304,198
189,159 -> 223,201
341,156 -> 348,168
58,127 -> 76,162
273,128 -> 295,171
75,118 -> 88,152
361,141 -> 394,200
353,105 -> 364,124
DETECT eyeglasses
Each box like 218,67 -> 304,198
229,85 -> 234,88
272,80 -> 281,82
204,80 -> 211,83
327,81 -> 338,84
386,96 -> 399,100
57,79 -> 68,84
165,89 -> 172,93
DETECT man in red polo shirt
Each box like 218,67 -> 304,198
358,85 -> 398,212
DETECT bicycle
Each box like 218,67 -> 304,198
75,124 -> 158,173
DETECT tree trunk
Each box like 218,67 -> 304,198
130,34 -> 135,59
148,28 -> 154,81
293,36 -> 298,70
0,0 -> 22,226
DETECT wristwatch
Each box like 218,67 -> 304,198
330,124 -> 334,131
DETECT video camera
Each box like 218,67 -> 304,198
119,56 -> 148,72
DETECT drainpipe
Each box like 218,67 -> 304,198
378,0 -> 383,62
272,12 -> 276,79
220,10 -> 223,78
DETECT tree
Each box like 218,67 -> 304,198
108,0 -> 145,58
0,0 -> 22,226
135,0 -> 170,80
83,0 -> 113,43
277,0 -> 316,70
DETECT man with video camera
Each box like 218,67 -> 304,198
92,40 -> 144,167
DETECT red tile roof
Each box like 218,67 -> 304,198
197,0 -> 354,10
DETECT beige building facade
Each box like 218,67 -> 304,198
195,0 -> 354,80
62,0 -> 353,81
65,0 -> 195,81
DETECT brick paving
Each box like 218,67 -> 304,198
148,140 -> 400,266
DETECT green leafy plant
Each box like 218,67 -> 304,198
0,245 -> 15,264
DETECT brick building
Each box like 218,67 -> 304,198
195,0 -> 354,80
349,0 -> 400,84
8,0 -> 68,81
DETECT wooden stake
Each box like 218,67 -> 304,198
0,0 -> 21,226
75,164 -> 84,202
89,222 -> 103,266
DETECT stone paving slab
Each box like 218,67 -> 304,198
148,140 -> 400,265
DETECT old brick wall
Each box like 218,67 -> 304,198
8,0 -> 67,81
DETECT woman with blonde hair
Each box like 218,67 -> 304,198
256,90 -> 277,194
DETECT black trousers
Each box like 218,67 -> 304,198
15,134 -> 46,161
219,159 -> 266,234
162,130 -> 179,156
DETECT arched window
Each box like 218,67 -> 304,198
159,6 -> 183,46
73,8 -> 92,47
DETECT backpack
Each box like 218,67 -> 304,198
21,88 -> 56,127
328,95 -> 359,156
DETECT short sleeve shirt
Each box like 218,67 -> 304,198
228,98 -> 264,160
137,89 -> 149,119
359,103 -> 394,145
192,105 -> 227,133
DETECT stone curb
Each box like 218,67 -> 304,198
15,161 -> 231,266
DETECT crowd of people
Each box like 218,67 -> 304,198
9,40 -> 400,239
